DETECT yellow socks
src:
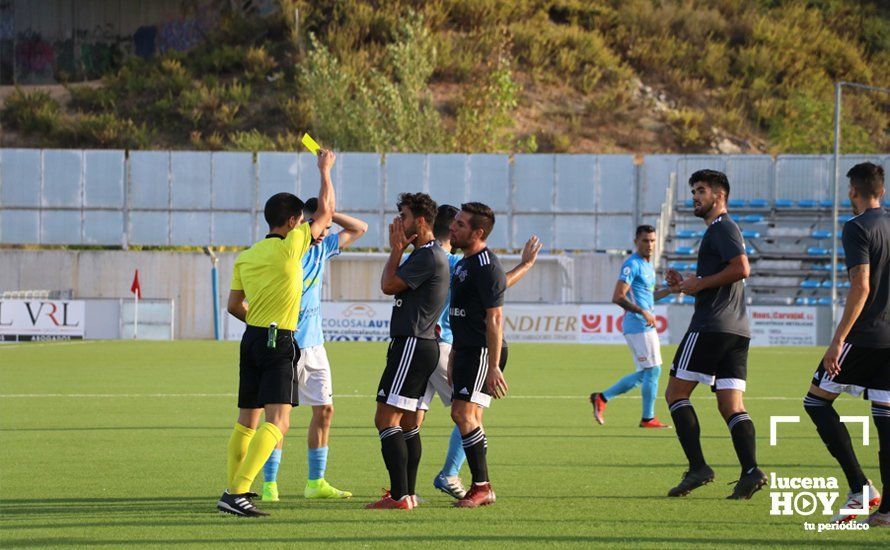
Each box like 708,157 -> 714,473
227,423 -> 256,487
229,422 -> 283,494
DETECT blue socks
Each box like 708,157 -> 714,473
641,366 -> 661,420
441,425 -> 466,477
602,371 -> 644,401
308,446 -> 328,481
263,448 -> 282,483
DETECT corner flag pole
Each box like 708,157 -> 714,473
130,269 -> 142,340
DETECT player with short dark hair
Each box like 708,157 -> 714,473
590,225 -> 674,428
259,197 -> 368,502
663,169 -> 766,500
367,193 -> 450,510
217,150 -> 336,517
447,202 -> 508,508
420,204 -> 542,500
804,162 -> 890,526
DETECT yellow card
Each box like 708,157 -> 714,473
301,133 -> 321,155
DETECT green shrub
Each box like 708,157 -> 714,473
1,88 -> 63,135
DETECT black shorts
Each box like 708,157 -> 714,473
451,345 -> 509,408
377,336 -> 440,411
670,331 -> 749,391
812,344 -> 890,402
238,325 -> 300,409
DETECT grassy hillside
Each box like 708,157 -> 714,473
2,0 -> 888,154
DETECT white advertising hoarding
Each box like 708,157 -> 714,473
0,299 -> 85,341
748,306 -> 817,347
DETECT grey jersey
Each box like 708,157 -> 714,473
390,241 -> 450,339
689,214 -> 750,337
843,208 -> 890,348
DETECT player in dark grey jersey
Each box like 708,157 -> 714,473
368,192 -> 450,510
663,169 -> 766,500
446,202 -> 508,508
804,162 -> 890,526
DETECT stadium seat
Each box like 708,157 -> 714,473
745,245 -> 755,255
817,297 -> 833,306
820,280 -> 832,289
800,280 -> 821,289
775,199 -> 794,208
739,214 -> 764,223
681,295 -> 695,305
748,199 -> 768,209
795,297 -> 814,305
838,215 -> 853,223
811,230 -> 831,239
842,199 -> 852,207
819,200 -> 833,208
675,229 -> 701,239
684,199 -> 694,208
742,230 -> 760,239
675,246 -> 696,255
729,199 -> 745,208
807,247 -> 829,256
797,200 -> 818,208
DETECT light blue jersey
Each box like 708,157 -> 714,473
618,253 -> 656,335
437,252 -> 462,345
295,233 -> 340,348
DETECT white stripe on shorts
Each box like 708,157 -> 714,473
391,337 -> 416,397
679,332 -> 698,372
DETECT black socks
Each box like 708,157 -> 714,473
403,427 -> 421,496
669,399 -> 707,470
462,427 -> 489,484
804,392 -> 868,493
379,426 -> 408,500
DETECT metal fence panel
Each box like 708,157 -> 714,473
555,214 -> 596,249
598,155 -> 636,213
775,155 -> 831,201
256,152 -> 299,206
130,211 -> 169,245
676,155 -> 727,206
84,210 -> 124,245
42,150 -> 82,208
171,211 -> 211,246
84,150 -> 125,208
428,154 -> 467,207
555,155 -> 595,212
641,155 -> 680,213
514,154 -> 553,211
1,149 -> 41,207
338,153 -> 381,211
468,154 -> 510,211
171,151 -> 211,209
514,214 -> 553,251
384,154 -> 425,209
41,209 -> 81,244
212,212 -> 252,247
212,152 -> 253,210
1,209 -> 39,243
726,155 -> 773,201
597,214 -> 635,249
129,151 -> 170,209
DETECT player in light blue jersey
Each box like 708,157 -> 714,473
590,225 -> 676,428
262,200 -> 368,501
416,204 -> 542,499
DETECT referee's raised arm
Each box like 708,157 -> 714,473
310,150 -> 336,241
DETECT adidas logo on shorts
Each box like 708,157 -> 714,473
459,388 -> 469,395
378,390 -> 386,397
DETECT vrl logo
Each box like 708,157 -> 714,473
0,301 -> 80,327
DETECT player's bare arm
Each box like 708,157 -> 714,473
484,306 -> 508,399
678,254 -> 749,295
310,150 -> 336,241
653,285 -> 674,301
380,217 -> 415,295
822,263 -> 870,376
226,290 -> 247,322
612,280 -> 656,327
333,212 -> 368,249
505,235 -> 542,288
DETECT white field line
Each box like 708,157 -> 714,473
0,341 -> 92,350
0,393 -> 805,400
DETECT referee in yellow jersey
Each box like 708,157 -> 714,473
217,150 -> 336,517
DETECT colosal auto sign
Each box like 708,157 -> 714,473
0,299 -> 85,342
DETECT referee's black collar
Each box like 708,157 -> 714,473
265,233 -> 286,240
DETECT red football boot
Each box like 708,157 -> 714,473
454,483 -> 496,508
639,418 -> 671,429
590,392 -> 607,425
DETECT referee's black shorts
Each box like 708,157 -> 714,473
238,325 -> 300,409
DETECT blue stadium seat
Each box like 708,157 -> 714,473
811,230 -> 831,239
681,295 -> 695,305
817,297 -> 833,306
668,261 -> 688,270
745,245 -> 755,255
838,215 -> 853,223
729,199 -> 745,208
739,214 -> 764,223
820,280 -> 833,289
819,200 -> 833,208
796,297 -> 814,305
748,199 -> 768,209
676,229 -> 701,239
807,247 -> 829,256
675,246 -> 696,255
811,264 -> 830,271
839,280 -> 851,288
742,230 -> 760,239
842,199 -> 852,207
797,200 -> 818,208
801,280 -> 821,289
684,199 -> 694,208
775,199 -> 794,208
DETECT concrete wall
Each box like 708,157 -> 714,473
0,249 -> 623,339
